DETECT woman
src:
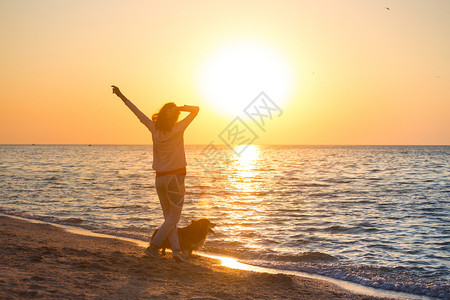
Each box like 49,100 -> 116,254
111,85 -> 199,262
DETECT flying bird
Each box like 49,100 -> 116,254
385,7 -> 390,10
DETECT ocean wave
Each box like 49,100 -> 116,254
99,204 -> 145,210
325,225 -> 351,232
115,225 -> 151,233
259,261 -> 449,299
297,183 -> 331,187
64,218 -> 84,224
321,225 -> 375,233
269,251 -> 338,262
309,192 -> 339,198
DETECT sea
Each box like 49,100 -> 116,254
0,144 -> 448,299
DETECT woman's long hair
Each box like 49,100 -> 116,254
152,102 -> 180,131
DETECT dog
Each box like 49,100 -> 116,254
150,218 -> 216,256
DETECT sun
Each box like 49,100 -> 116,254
197,41 -> 294,116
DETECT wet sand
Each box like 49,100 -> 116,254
0,215 -> 389,299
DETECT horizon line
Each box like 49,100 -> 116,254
1,143 -> 449,147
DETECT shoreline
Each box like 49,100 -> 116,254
1,214 -> 430,299
0,215 -> 395,299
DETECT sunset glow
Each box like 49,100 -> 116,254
1,1 -> 449,145
1,2 -> 449,298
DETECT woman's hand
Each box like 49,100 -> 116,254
178,105 -> 200,114
111,85 -> 122,97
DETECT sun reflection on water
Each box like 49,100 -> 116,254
219,257 -> 254,271
216,145 -> 265,251
230,145 -> 262,192
235,145 -> 261,172
203,255 -> 254,271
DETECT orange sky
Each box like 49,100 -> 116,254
1,0 -> 449,145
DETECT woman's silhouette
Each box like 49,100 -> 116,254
112,85 -> 199,262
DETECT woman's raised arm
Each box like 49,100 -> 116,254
177,105 -> 200,114
111,85 -> 154,131
176,105 -> 199,129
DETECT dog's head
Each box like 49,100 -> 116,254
190,218 -> 216,235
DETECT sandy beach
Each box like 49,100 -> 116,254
0,215 -> 390,299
